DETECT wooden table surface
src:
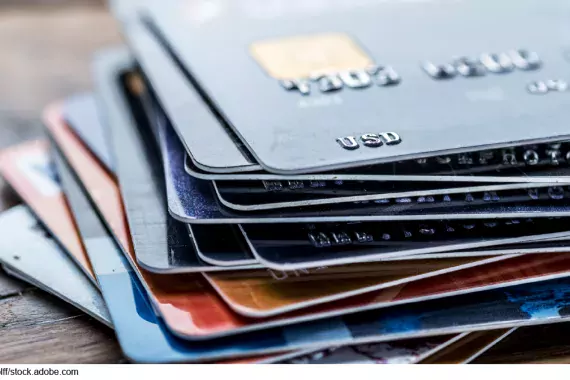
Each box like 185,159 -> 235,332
0,1 -> 569,364
0,2 -> 124,363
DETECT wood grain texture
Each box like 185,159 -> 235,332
0,2 -> 123,363
0,268 -> 31,299
0,284 -> 123,363
0,321 -> 124,364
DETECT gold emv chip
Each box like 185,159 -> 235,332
249,33 -> 373,79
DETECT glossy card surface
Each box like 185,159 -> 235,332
146,0 -> 570,174
0,140 -> 97,284
43,58 -> 565,338
0,206 -> 111,327
121,3 -> 570,184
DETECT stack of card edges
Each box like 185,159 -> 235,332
2,0 -> 570,364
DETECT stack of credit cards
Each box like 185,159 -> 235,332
2,0 -> 570,363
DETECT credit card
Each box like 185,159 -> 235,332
55,87 -> 518,327
158,106 -> 570,223
213,180 -> 570,212
145,0 -> 570,174
63,93 -> 114,172
45,102 -> 254,274
125,12 -> 570,188
183,152 -> 570,185
36,95 -> 570,331
55,94 -> 504,329
56,82 -> 532,360
0,205 -> 110,327
125,16 -> 570,184
45,144 -> 570,356
122,15 -> 260,173
205,252 -> 570,318
205,221 -> 570,263
38,113 -> 570,349
188,224 -> 258,267
240,219 -> 570,270
0,140 -> 97,284
204,256 -> 511,318
64,92 -> 562,265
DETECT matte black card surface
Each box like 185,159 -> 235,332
145,0 -> 570,174
188,224 -> 258,267
214,181 -> 570,212
241,218 -> 570,269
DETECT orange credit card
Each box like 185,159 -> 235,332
0,140 -> 97,285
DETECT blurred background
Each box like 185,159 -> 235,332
0,2 -> 127,363
0,0 -> 120,207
